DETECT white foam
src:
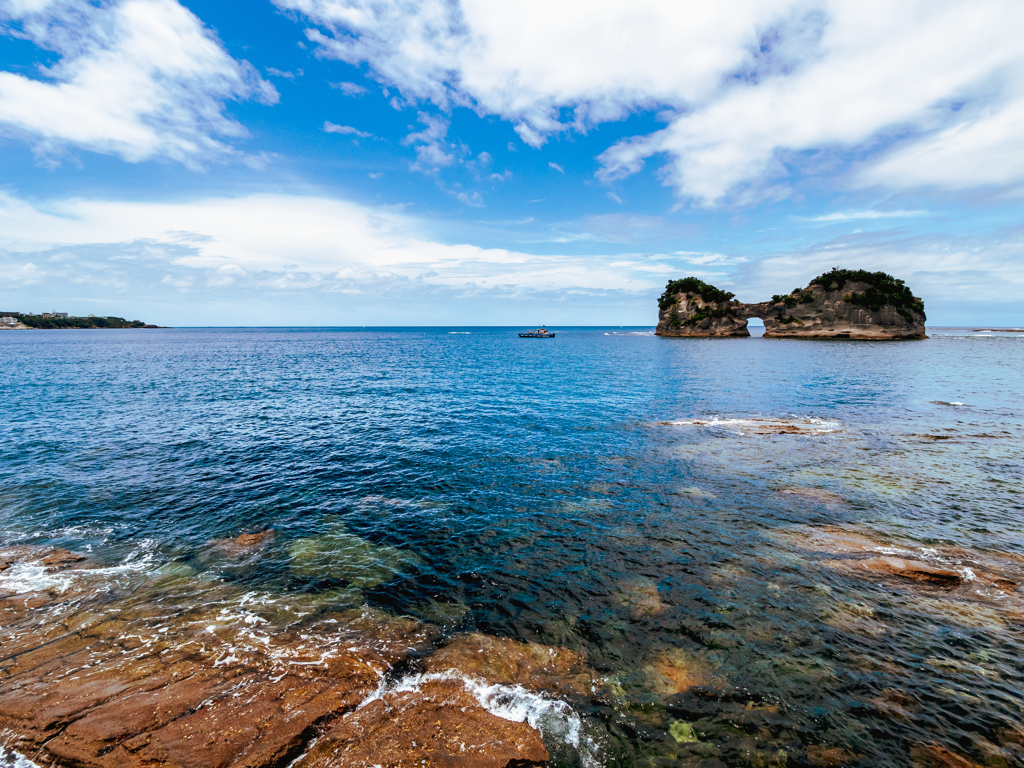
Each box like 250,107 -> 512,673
0,562 -> 73,594
354,669 -> 603,767
666,416 -> 841,435
0,746 -> 40,768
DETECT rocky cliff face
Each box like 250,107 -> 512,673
656,269 -> 927,340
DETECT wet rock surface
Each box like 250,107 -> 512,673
423,632 -> 601,699
293,680 -> 549,768
0,547 -> 570,768
775,525 -> 1023,610
209,529 -> 276,557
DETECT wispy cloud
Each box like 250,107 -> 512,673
330,81 -> 367,96
799,210 -> 931,222
323,121 -> 373,138
548,162 -> 565,173
266,67 -> 297,79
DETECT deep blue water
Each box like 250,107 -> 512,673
1,326 -> 1023,767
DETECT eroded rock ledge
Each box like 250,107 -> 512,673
0,546 -> 596,768
655,268 -> 927,339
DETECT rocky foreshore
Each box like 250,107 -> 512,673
0,545 -> 596,768
656,268 -> 927,339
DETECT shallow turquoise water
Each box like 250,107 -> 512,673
1,326 -> 1022,767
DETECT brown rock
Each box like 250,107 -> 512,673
613,576 -> 667,618
644,648 -> 721,696
209,529 -> 275,557
655,275 -> 926,339
423,633 -> 598,698
293,679 -> 549,768
0,549 -> 557,768
847,556 -> 962,585
807,745 -> 858,766
41,548 -> 86,567
910,743 -> 982,768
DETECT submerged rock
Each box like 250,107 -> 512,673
644,648 -> 722,696
910,743 -> 983,768
772,526 -> 1024,625
209,529 -> 275,557
656,268 -> 927,339
826,555 -> 963,586
612,576 -> 668,618
288,524 -> 423,587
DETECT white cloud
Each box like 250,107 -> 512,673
0,191 -> 670,294
275,0 -> 1024,203
266,66 -> 296,79
330,80 -> 368,95
277,0 -> 789,145
801,210 -> 930,222
0,0 -> 277,167
857,99 -> 1024,190
548,162 -> 564,173
402,111 -> 456,172
727,230 -> 1024,311
323,121 -> 373,137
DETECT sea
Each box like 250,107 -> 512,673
1,326 -> 1022,767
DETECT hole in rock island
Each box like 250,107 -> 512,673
746,317 -> 766,337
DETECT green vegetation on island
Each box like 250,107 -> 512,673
658,277 -> 736,310
809,267 -> 926,320
3,313 -> 159,329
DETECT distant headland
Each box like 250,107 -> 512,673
656,268 -> 927,340
0,311 -> 161,330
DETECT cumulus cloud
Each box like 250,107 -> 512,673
275,0 -> 1024,203
0,0 -> 277,167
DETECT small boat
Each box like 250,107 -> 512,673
518,327 -> 556,338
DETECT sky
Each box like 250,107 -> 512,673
1,0 -> 1022,326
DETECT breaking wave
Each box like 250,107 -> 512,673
356,669 -> 604,767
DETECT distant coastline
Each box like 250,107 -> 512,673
1,313 -> 161,330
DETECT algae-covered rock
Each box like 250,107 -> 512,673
669,719 -> 700,743
644,648 -> 722,696
287,525 -> 423,587
413,598 -> 469,628
613,575 -> 668,618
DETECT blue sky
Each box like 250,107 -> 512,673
1,0 -> 1022,326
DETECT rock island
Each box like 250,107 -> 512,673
655,268 -> 927,339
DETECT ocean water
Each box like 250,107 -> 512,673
1,326 -> 1023,767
